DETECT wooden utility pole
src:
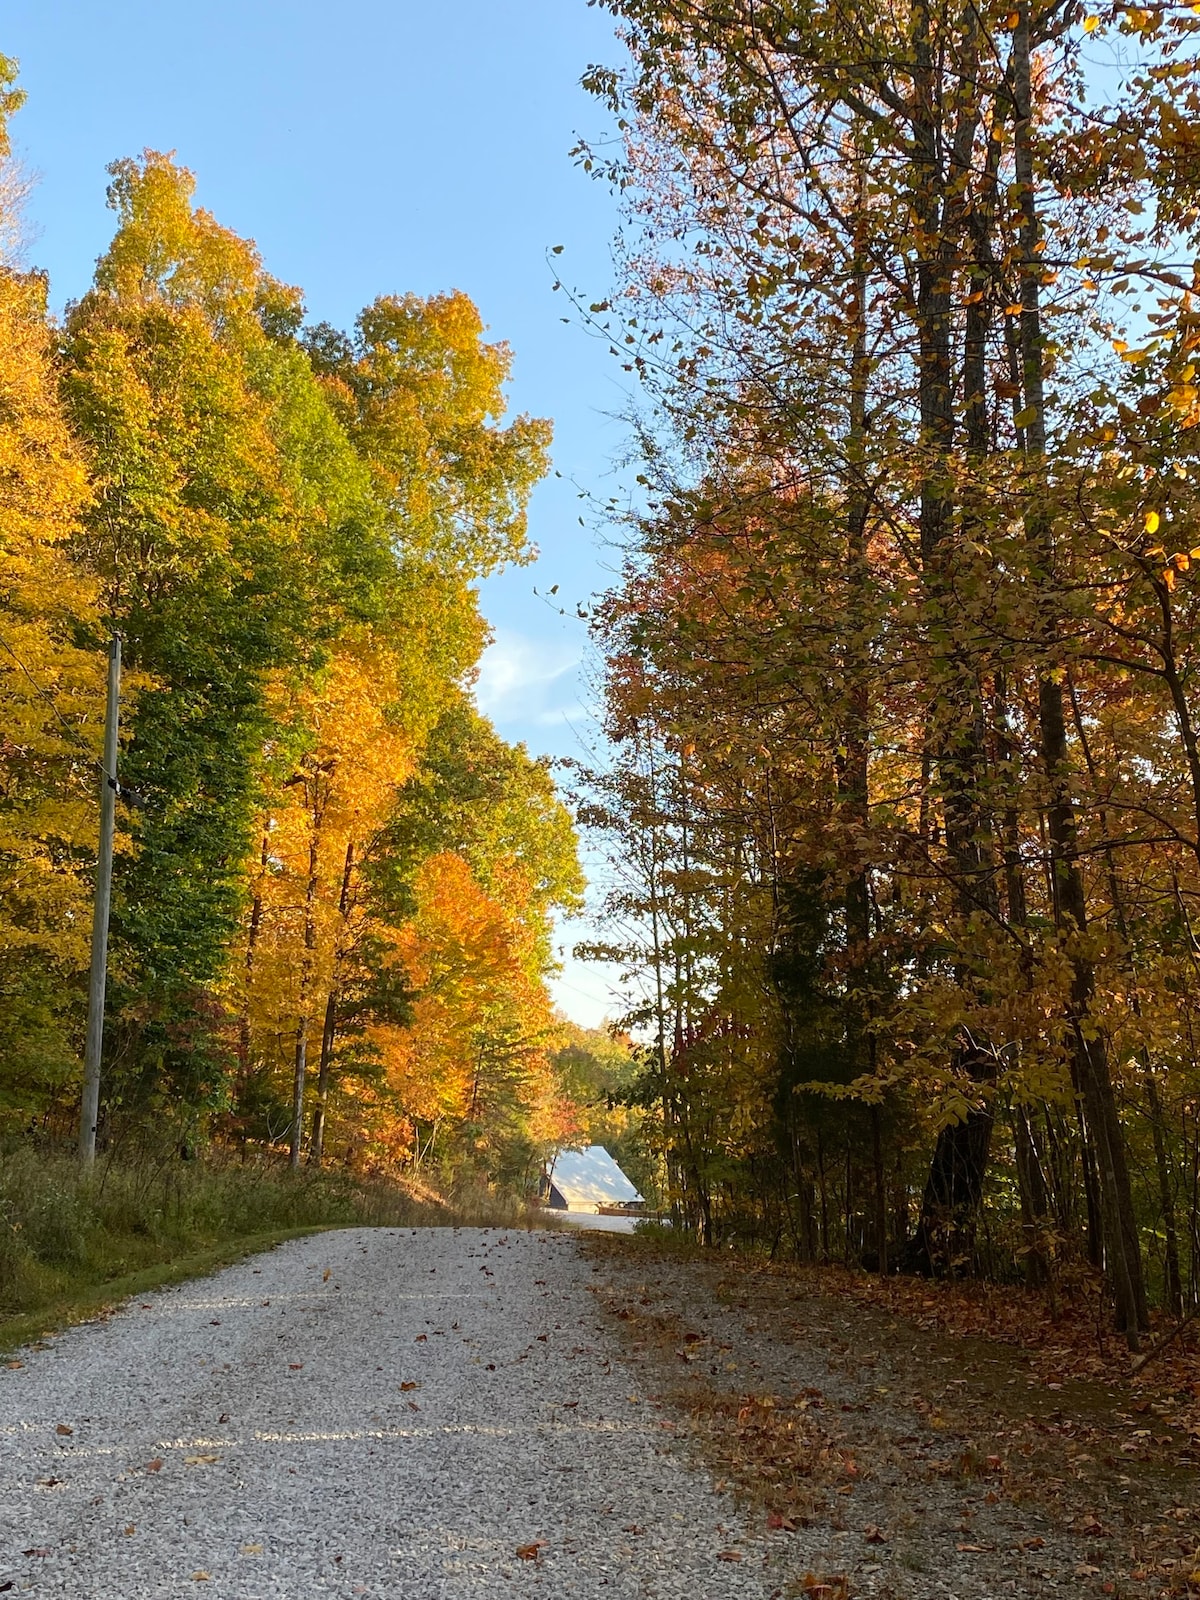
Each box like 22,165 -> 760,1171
78,634 -> 121,1165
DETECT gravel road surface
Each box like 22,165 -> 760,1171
0,1228 -> 782,1598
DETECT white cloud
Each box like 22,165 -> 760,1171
474,630 -> 579,720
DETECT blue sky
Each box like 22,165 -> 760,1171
3,0 -> 633,1026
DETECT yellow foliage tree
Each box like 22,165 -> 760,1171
236,627 -> 434,1162
364,851 -> 564,1178
0,263 -> 105,1113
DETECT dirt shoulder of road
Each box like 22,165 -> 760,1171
582,1236 -> 1200,1600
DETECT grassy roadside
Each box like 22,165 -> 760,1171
0,1224 -> 332,1354
0,1143 -> 475,1354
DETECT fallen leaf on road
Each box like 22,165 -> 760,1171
240,1543 -> 263,1555
863,1524 -> 886,1544
54,1424 -> 72,1436
323,1269 -> 331,1282
516,1541 -> 547,1561
192,1572 -> 210,1582
23,1549 -> 51,1558
801,1576 -> 850,1599
415,1335 -> 427,1343
399,1381 -> 419,1392
6,1360 -> 22,1369
716,1549 -> 743,1562
956,1543 -> 993,1553
184,1454 -> 220,1466
36,1476 -> 62,1489
145,1458 -> 163,1472
218,1413 -> 230,1424
288,1363 -> 304,1371
124,1525 -> 135,1536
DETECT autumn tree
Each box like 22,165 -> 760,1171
0,64 -> 587,1197
576,0 -> 1200,1332
0,221 -> 105,1117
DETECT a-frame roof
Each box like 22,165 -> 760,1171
548,1145 -> 643,1208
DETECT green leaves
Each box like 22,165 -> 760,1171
0,53 -> 27,159
306,292 -> 551,576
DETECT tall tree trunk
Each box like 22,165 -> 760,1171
290,815 -> 321,1171
309,838 -> 355,1168
838,226 -> 886,1270
909,6 -> 999,1271
1011,3 -> 1145,1340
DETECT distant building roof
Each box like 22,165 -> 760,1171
546,1146 -> 643,1210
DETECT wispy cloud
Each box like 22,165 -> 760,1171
474,630 -> 580,721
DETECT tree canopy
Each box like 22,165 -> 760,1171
0,108 -> 597,1185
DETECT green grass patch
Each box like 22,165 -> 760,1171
0,1225 -> 331,1354
0,1143 -> 565,1353
0,1144 -> 467,1351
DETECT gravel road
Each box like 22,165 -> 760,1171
0,1228 -> 783,1598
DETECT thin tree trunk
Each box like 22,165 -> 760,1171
290,815 -> 321,1171
840,227 -> 885,1273
290,1017 -> 308,1170
1068,681 -> 1183,1315
237,827 -> 270,1121
1013,1104 -> 1053,1291
309,838 -> 355,1168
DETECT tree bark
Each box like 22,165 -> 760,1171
309,838 -> 355,1168
290,814 -> 321,1171
908,0 -> 999,1272
1010,2 -> 1145,1340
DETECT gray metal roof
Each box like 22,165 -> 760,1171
548,1145 -> 643,1208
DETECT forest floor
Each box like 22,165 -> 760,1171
583,1234 -> 1200,1599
